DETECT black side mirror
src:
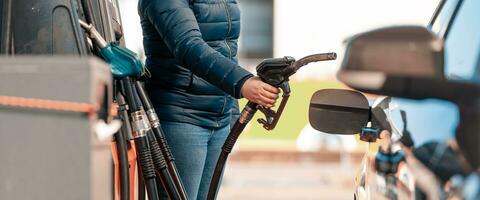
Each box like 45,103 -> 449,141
337,26 -> 480,102
338,26 -> 450,99
308,89 -> 369,135
340,26 -> 444,79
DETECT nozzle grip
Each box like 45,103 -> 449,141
254,53 -> 336,131
257,87 -> 290,130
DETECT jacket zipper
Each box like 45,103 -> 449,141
219,0 -> 233,127
222,0 -> 233,60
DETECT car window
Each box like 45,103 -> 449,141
390,98 -> 459,146
444,0 -> 480,82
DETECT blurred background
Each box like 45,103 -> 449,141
117,1 -> 440,199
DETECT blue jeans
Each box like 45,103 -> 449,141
158,121 -> 229,200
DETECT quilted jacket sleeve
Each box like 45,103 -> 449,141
140,0 -> 253,98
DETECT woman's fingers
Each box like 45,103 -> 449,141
260,88 -> 279,100
258,93 -> 276,105
240,76 -> 282,108
262,83 -> 280,94
260,84 -> 280,108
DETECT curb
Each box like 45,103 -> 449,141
229,150 -> 364,163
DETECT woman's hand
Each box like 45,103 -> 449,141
241,77 -> 280,108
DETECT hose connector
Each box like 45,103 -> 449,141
131,111 -> 151,137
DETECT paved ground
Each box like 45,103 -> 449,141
217,161 -> 356,200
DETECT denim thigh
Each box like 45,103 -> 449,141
197,125 -> 229,200
157,121 -> 229,200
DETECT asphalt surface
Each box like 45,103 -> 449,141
217,161 -> 356,200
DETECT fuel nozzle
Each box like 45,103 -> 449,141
255,52 -> 337,130
78,19 -> 145,78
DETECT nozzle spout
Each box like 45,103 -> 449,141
291,52 -> 337,72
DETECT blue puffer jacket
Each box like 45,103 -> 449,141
138,0 -> 253,128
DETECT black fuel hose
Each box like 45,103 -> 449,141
136,82 -> 189,200
207,102 -> 258,200
207,53 -> 337,200
147,132 -> 182,199
115,94 -> 132,200
121,78 -> 159,200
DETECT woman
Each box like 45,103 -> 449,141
138,0 -> 279,199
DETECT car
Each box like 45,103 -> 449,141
309,0 -> 480,199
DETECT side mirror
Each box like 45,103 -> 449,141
340,26 -> 444,79
337,25 -> 479,107
308,89 -> 369,135
337,26 -> 453,100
